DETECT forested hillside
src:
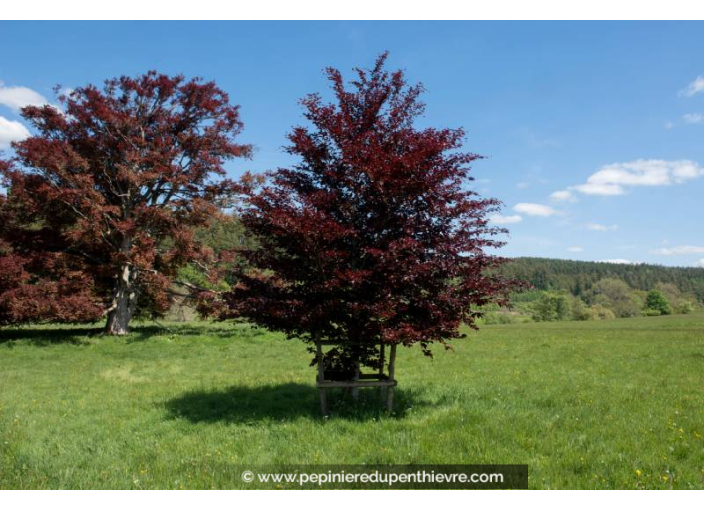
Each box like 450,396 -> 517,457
502,257 -> 704,303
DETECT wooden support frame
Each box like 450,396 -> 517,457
315,340 -> 397,415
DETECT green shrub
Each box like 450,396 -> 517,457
532,292 -> 570,322
677,300 -> 696,314
643,290 -> 672,316
483,311 -> 517,325
570,296 -> 591,321
584,304 -> 616,321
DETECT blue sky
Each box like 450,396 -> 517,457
1,21 -> 703,267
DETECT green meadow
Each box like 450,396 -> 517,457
1,313 -> 703,489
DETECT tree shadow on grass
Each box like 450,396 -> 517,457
0,326 -> 104,346
123,323 -> 265,342
0,322 -> 262,346
163,383 -> 427,423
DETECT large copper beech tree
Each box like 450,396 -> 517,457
215,54 -> 512,376
0,72 -> 250,334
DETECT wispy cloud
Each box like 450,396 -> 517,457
586,222 -> 618,232
664,114 -> 704,128
489,214 -> 522,225
557,159 -> 704,197
680,76 -> 704,97
652,245 -> 704,256
0,82 -> 50,111
0,116 -> 30,148
683,113 -> 704,124
567,246 -> 583,253
513,203 -> 557,217
600,258 -> 637,264
696,259 -> 704,268
550,190 -> 575,202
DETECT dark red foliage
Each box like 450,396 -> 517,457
218,54 -> 513,371
0,72 -> 250,333
0,191 -> 103,325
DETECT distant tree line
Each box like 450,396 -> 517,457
482,258 -> 704,323
501,257 -> 704,303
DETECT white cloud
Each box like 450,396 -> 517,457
567,246 -> 583,253
586,222 -> 618,232
573,182 -> 625,196
513,203 -> 557,217
550,190 -> 575,202
600,259 -> 637,265
664,121 -> 675,129
570,159 -> 704,196
0,116 -> 30,148
696,259 -> 704,268
683,113 -> 704,124
680,76 -> 704,97
516,182 -> 530,189
652,245 -> 704,256
489,214 -> 522,225
0,83 -> 50,111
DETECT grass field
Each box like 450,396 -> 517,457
1,314 -> 703,489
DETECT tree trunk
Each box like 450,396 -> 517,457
105,263 -> 138,335
351,358 -> 361,400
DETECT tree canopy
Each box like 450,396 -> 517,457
0,72 -> 250,333
210,53 -> 512,375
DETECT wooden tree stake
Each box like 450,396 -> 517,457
316,340 -> 327,415
386,344 -> 397,411
314,341 -> 398,414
